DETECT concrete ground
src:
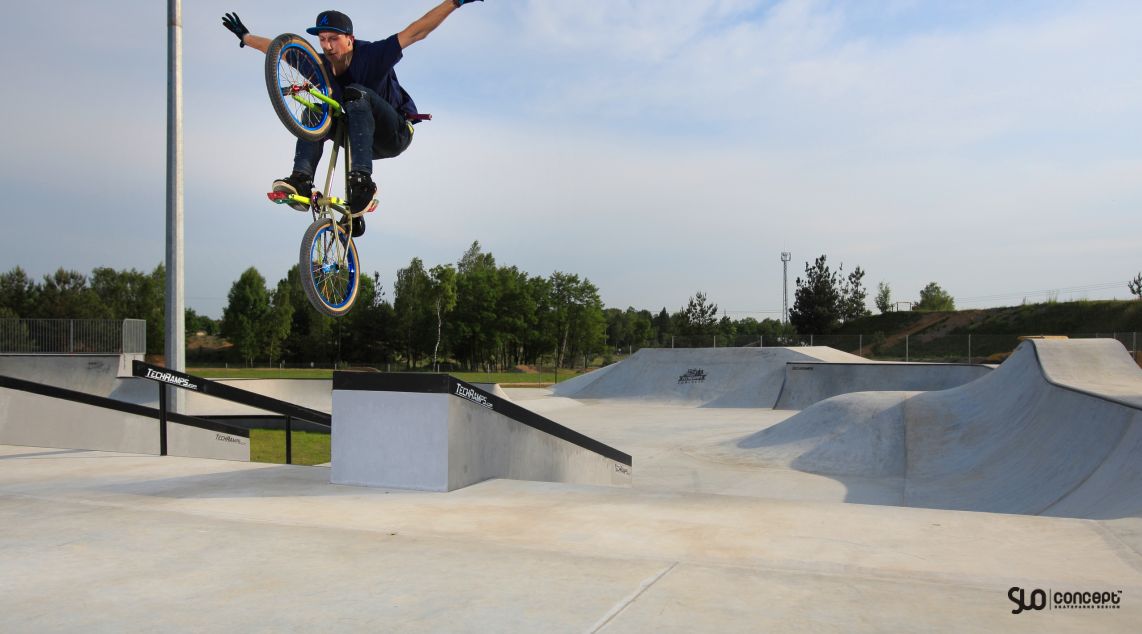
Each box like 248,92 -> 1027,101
2,400 -> 1140,632
3,342 -> 1140,631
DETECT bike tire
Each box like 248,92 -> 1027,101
300,219 -> 360,317
265,34 -> 334,142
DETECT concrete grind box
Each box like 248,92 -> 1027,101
331,373 -> 632,491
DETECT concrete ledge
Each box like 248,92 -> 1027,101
0,373 -> 250,461
331,373 -> 632,491
0,384 -> 249,461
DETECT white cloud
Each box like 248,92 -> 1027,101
3,0 -> 1140,318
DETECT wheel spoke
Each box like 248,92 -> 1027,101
306,225 -> 356,311
278,46 -> 327,130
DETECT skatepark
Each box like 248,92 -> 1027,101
2,338 -> 1140,630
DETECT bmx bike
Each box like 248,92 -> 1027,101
262,33 -> 370,318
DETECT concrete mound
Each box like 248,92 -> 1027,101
739,339 -> 1142,519
558,347 -> 864,408
773,361 -> 992,410
738,391 -> 912,477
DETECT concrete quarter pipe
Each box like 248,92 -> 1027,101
737,339 -> 1142,518
773,361 -> 992,410
555,346 -> 865,407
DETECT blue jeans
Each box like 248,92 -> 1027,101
292,83 -> 412,177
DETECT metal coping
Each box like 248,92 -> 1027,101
0,374 -> 249,438
132,361 -> 331,427
333,372 -> 633,466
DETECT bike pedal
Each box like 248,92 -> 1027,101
348,200 -> 378,218
267,191 -> 290,203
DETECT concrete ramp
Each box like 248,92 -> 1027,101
549,362 -> 621,397
736,339 -> 1142,518
0,377 -> 249,461
332,373 -> 632,491
558,347 -> 865,407
471,382 -> 512,401
0,354 -> 141,397
773,361 -> 992,410
111,377 -> 333,417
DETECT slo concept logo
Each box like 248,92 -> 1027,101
1009,587 -> 1123,615
1009,588 -> 1047,614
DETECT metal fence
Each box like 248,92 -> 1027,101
0,319 -> 146,355
641,332 -> 1140,364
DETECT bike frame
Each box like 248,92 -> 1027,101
268,87 -> 358,259
264,87 -> 358,308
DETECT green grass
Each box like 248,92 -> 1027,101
250,429 -> 331,465
190,367 -> 579,384
192,368 -> 334,379
452,372 -> 572,385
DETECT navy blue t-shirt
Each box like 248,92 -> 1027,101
323,34 -> 418,119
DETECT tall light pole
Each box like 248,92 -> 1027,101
165,0 -> 185,413
781,252 -> 791,325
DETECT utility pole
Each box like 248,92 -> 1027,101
165,0 -> 185,413
781,252 -> 791,325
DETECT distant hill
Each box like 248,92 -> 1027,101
832,300 -> 1142,364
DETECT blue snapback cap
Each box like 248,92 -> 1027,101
306,10 -> 353,36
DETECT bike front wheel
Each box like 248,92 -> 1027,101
265,34 -> 334,142
300,219 -> 360,317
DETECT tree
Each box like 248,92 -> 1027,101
492,266 -> 539,369
606,307 -> 654,353
279,266 -> 335,363
653,308 -> 673,345
427,264 -> 458,371
264,278 -> 294,365
0,267 -> 38,317
1129,273 -> 1142,299
393,257 -> 434,369
875,282 -> 892,314
789,255 -> 842,335
520,274 -> 554,365
839,266 -> 870,323
452,242 -> 501,370
222,267 -> 272,366
327,272 -> 398,366
186,308 -> 218,336
681,291 -> 719,335
0,305 -> 33,351
35,269 -> 102,319
549,272 -> 605,368
717,313 -> 736,345
730,316 -> 790,344
916,282 -> 955,311
89,265 -> 165,353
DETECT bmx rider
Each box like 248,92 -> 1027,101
222,1 -> 482,236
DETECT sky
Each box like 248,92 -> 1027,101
3,1 -> 1140,319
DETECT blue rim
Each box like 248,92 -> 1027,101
309,225 -> 358,310
279,43 -> 330,132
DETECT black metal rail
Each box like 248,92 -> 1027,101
133,361 -> 330,463
0,374 -> 248,442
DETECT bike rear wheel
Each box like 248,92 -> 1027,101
300,219 -> 360,317
265,34 -> 334,142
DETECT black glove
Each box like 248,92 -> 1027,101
222,12 -> 249,48
453,0 -> 484,6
